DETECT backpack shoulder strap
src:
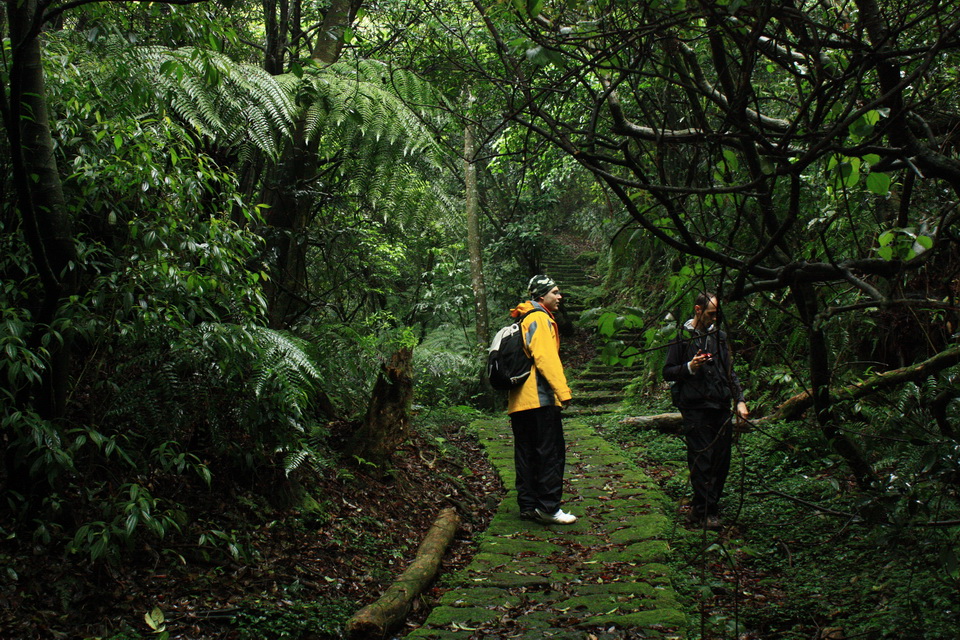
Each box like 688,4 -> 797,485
518,307 -> 546,322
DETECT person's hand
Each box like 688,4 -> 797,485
689,350 -> 712,373
735,401 -> 749,422
561,399 -> 571,409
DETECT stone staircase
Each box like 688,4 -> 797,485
538,242 -> 593,332
540,245 -> 647,418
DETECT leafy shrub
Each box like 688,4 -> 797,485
234,597 -> 356,639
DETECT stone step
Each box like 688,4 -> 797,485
573,378 -> 631,392
572,390 -> 624,406
565,402 -> 623,417
576,364 -> 638,376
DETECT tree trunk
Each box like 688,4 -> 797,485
259,0 -> 363,329
3,0 -> 80,498
792,284 -> 875,489
349,347 -> 414,466
464,95 -> 489,347
4,0 -> 78,420
345,507 -> 459,639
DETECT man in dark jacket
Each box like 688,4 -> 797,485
663,292 -> 748,529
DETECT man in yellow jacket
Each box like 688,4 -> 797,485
508,275 -> 576,525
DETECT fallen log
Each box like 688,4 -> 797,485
620,412 -> 684,434
620,412 -> 753,434
624,345 -> 960,429
344,506 -> 459,639
768,343 -> 960,423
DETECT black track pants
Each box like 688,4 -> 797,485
682,407 -> 733,518
510,405 -> 565,514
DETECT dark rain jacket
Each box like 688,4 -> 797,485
662,319 -> 745,410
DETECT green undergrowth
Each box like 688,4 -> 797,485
597,414 -> 960,639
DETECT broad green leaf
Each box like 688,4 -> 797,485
721,149 -> 739,171
866,172 -> 891,195
597,312 -> 618,337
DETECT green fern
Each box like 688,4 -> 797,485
131,46 -> 295,159
300,59 -> 442,162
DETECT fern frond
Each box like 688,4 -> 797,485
300,59 -> 442,164
116,46 -> 295,159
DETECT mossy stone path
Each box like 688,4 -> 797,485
405,416 -> 686,639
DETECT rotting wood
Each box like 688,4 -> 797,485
344,506 -> 459,639
620,412 -> 752,435
348,346 -> 414,466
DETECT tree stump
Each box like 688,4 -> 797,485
348,346 -> 414,466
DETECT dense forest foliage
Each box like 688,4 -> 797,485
2,0 -> 959,638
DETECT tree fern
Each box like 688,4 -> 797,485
131,46 -> 295,159
301,59 -> 442,163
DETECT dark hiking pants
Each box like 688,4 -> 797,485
510,405 -> 565,514
682,407 -> 733,518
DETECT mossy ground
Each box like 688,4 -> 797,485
404,416 -> 687,639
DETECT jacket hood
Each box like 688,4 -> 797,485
510,300 -> 553,319
683,318 -> 714,333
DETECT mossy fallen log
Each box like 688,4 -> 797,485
624,345 -> 960,431
344,506 -> 459,639
620,412 -> 751,434
768,343 -> 960,423
619,413 -> 684,434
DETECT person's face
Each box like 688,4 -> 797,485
694,297 -> 718,329
540,286 -> 562,312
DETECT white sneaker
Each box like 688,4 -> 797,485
535,508 -> 577,524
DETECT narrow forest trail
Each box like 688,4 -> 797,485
404,248 -> 687,639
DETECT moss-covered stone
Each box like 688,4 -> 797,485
575,563 -> 674,587
438,587 -> 521,608
564,584 -> 679,610
563,534 -> 607,549
471,570 -> 569,587
403,628 -> 467,639
412,412 -> 688,638
481,536 -> 566,556
609,513 -> 671,542
421,605 -> 503,627
572,486 -> 616,499
578,607 -> 687,629
466,552 -> 514,571
592,539 -> 670,563
575,581 -> 659,597
553,592 -> 639,614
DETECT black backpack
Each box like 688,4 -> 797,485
486,309 -> 543,391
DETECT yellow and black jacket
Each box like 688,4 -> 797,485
506,301 -> 572,414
